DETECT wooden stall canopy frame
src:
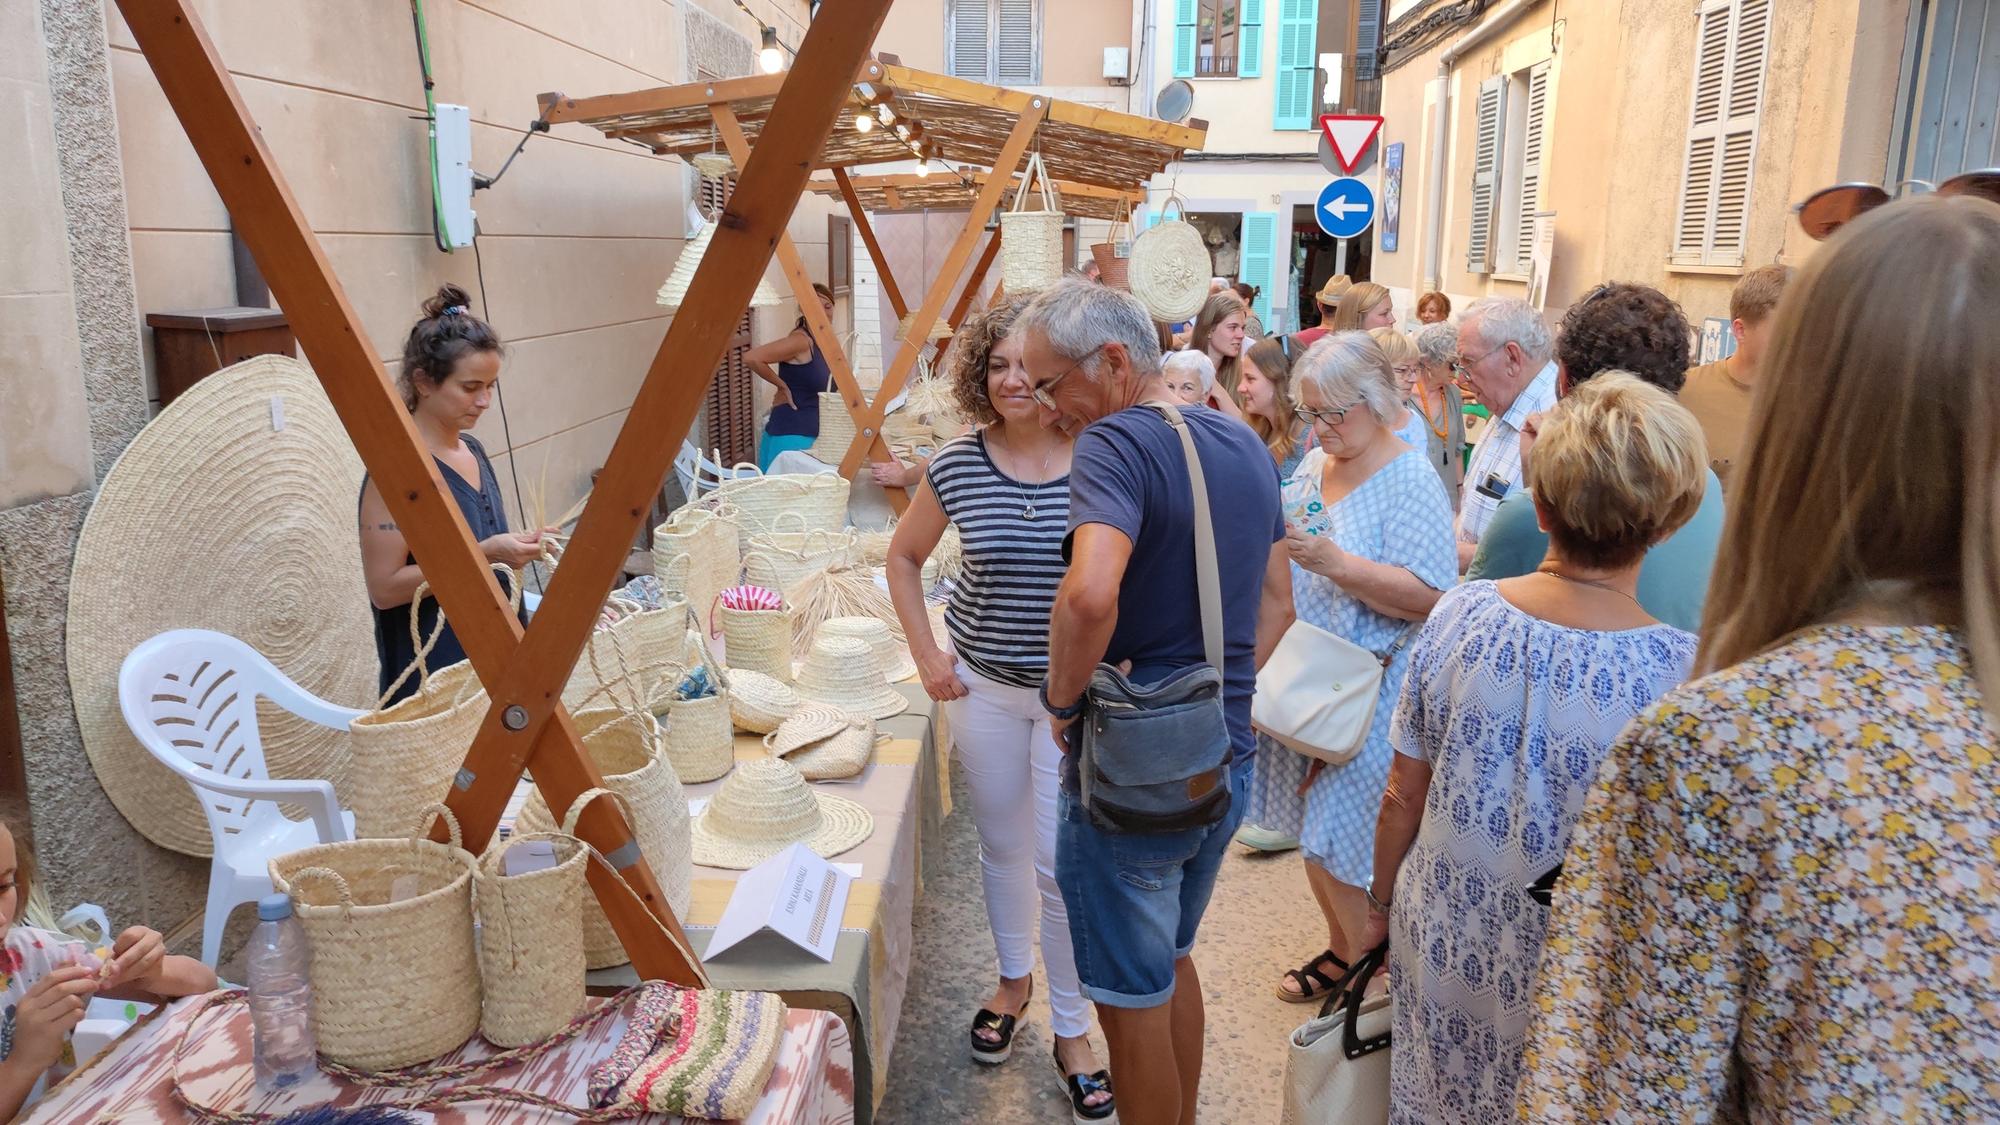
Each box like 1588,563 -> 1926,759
543,61 -> 1204,498
115,0 -> 895,985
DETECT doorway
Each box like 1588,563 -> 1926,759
1290,205 -> 1372,331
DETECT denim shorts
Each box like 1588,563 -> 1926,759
1054,760 -> 1249,1008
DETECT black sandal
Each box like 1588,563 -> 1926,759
968,978 -> 1033,1065
1276,949 -> 1349,1003
1052,1047 -> 1115,1123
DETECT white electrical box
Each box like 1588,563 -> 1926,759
434,102 -> 476,249
1103,47 -> 1130,81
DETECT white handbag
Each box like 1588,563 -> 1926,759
1281,945 -> 1393,1125
1252,619 -> 1416,765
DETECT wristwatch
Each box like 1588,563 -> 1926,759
1365,880 -> 1392,915
1039,679 -> 1086,720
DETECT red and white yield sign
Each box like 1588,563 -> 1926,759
1319,115 -> 1384,175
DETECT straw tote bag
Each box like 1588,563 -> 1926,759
806,390 -> 859,465
1090,214 -> 1134,290
742,515 -> 859,598
710,466 -> 849,538
1281,944 -> 1393,1125
653,505 -> 740,625
1129,193 -> 1214,323
1253,622 -> 1417,765
269,804 -> 481,1070
512,710 -> 694,970
665,608 -> 737,784
475,788 -> 606,1047
1001,151 -> 1065,293
346,572 -> 512,839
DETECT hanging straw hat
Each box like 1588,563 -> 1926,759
658,218 -> 785,311
806,391 -> 858,464
772,712 -> 879,782
67,354 -> 375,856
689,757 -> 873,870
817,616 -> 917,684
762,704 -> 854,757
793,636 -> 910,720
894,312 -> 957,343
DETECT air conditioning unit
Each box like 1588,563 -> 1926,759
1103,46 -> 1131,83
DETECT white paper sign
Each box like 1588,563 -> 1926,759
705,842 -> 852,962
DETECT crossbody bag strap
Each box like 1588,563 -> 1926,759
1142,401 -> 1224,672
1377,621 -> 1421,668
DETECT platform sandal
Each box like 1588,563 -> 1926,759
1052,1047 -> 1115,1123
1276,948 -> 1349,1003
968,977 -> 1033,1065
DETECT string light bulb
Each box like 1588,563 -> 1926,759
914,160 -> 931,178
854,112 -> 874,133
759,27 -> 783,74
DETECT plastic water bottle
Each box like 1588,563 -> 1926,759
247,893 -> 316,1090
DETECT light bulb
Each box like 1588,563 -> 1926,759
877,104 -> 896,125
855,113 -> 874,133
914,161 -> 931,178
759,27 -> 783,74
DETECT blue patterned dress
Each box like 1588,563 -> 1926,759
1245,447 -> 1455,873
1385,581 -> 1697,1124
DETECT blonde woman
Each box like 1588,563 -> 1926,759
1189,291 -> 1250,409
1333,282 -> 1396,332
1370,327 -> 1430,452
1520,195 -> 2000,1120
1235,337 -> 1312,478
1360,374 -> 1706,1122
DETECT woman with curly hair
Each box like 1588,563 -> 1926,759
883,295 -> 1114,1120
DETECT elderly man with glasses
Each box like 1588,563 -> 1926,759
1451,297 -> 1559,570
1018,277 -> 1294,1125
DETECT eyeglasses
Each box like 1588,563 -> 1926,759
1794,169 -> 2000,240
1294,401 -> 1359,426
1030,345 -> 1104,410
1450,346 -> 1502,377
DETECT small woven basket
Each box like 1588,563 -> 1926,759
1091,216 -> 1134,290
269,804 -> 480,1070
727,669 -> 800,734
711,468 -> 849,538
719,603 -> 795,683
665,609 -> 735,784
1001,152 -> 1065,293
475,790 -> 604,1047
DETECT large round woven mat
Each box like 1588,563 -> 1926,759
1128,219 -> 1214,323
66,354 -> 375,856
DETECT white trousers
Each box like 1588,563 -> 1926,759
946,662 -> 1090,1039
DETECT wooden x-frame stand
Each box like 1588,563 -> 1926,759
116,0 -> 894,984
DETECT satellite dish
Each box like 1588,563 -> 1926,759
1155,79 -> 1194,123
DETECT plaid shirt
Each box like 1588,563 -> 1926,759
1456,360 -> 1558,546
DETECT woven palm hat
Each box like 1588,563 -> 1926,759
806,392 -> 858,464
816,616 -> 917,684
689,757 -> 873,870
658,218 -> 784,311
763,704 -> 855,757
67,355 -> 374,856
783,718 -> 878,782
792,635 -> 910,720
727,668 -> 799,734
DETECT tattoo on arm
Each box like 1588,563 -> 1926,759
372,522 -> 398,531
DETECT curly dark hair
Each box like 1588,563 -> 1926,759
399,283 -> 504,411
945,292 -> 1036,426
1555,282 -> 1692,394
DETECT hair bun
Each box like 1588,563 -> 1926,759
421,283 -> 474,320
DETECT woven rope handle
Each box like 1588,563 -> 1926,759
1010,151 -> 1058,213
382,562 -> 523,706
410,801 -> 465,850
683,603 -> 729,696
766,510 -> 811,536
558,786 -> 629,837
287,867 -> 353,915
739,549 -> 782,595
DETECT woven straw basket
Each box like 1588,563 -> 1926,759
719,602 -> 794,683
269,804 -> 480,1070
806,391 -> 858,465
1001,152 -> 1065,293
565,604 -> 690,714
1091,216 -> 1134,290
742,522 -> 859,598
513,711 -> 693,970
653,506 -> 740,626
711,468 -> 849,538
665,611 -> 735,784
475,789 -> 606,1046
728,669 -> 799,734
1129,194 -> 1214,323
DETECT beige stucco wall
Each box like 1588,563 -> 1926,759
877,0 -> 1134,91
1373,0 -> 1908,325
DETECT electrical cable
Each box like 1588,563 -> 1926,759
468,230 -> 542,593
410,0 -> 451,252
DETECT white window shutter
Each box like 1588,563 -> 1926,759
948,0 -> 991,80
995,0 -> 1039,85
1174,0 -> 1198,78
1673,0 -> 1768,266
1468,74 -> 1506,274
1513,62 -> 1550,272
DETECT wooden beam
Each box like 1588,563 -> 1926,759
947,229 -> 1002,329
838,100 -> 1046,478
539,73 -> 785,124
116,0 -> 706,985
833,167 -> 908,320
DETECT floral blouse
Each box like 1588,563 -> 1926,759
1519,625 -> 2000,1122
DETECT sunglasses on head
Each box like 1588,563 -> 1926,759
1794,169 -> 2000,240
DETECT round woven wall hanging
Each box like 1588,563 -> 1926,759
66,354 -> 376,856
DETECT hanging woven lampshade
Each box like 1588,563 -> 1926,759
657,218 -> 785,310
893,312 -> 956,342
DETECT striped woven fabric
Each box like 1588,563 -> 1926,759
587,982 -> 789,1120
719,584 -> 785,611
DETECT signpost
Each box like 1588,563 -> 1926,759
1315,177 -> 1377,240
1318,114 -> 1384,175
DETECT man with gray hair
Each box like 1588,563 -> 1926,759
1452,297 -> 1558,568
1018,277 -> 1294,1125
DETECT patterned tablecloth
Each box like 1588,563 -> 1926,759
21,992 -> 854,1124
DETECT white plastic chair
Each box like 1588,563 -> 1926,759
118,629 -> 360,967
673,440 -> 759,500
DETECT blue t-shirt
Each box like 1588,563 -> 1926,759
1065,404 -> 1286,762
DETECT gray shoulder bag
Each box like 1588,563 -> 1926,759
1075,402 -> 1235,835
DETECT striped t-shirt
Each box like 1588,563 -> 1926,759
925,431 -> 1070,689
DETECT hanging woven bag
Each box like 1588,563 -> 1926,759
1091,212 -> 1136,290
1001,151 -> 1066,293
1128,193 -> 1215,323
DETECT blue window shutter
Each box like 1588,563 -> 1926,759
1273,0 -> 1318,130
1241,212 -> 1278,326
1356,0 -> 1383,81
1237,0 -> 1264,78
1174,0 -> 1197,78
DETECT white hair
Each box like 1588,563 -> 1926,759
1018,277 -> 1163,379
1163,349 -> 1216,394
1295,330 -> 1402,424
1414,321 -> 1458,366
1462,297 -> 1553,364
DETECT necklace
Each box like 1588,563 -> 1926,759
993,428 -> 1056,520
1537,566 -> 1642,606
1415,382 -> 1450,441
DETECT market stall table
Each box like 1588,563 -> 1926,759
22,993 -> 855,1124
589,685 -> 943,1125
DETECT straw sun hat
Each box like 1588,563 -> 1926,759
763,704 -> 878,781
793,635 -> 910,720
689,757 -> 873,870
817,616 -> 917,684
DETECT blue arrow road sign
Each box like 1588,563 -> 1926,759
1315,177 -> 1376,239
